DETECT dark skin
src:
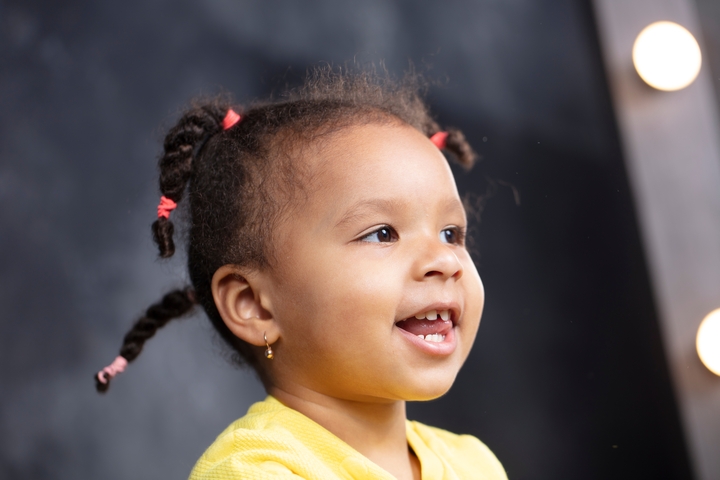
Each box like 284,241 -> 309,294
212,123 -> 484,480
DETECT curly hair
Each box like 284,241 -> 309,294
95,66 -> 478,392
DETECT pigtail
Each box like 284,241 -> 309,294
443,127 -> 478,169
152,105 -> 227,258
95,287 -> 197,393
95,104 -> 232,393
423,116 -> 478,169
95,66 -> 481,394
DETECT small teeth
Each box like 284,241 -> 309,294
413,309 -> 450,321
423,333 -> 446,343
416,333 -> 446,343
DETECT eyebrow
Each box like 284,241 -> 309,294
334,198 -> 403,229
334,197 -> 465,229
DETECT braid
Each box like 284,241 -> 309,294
444,127 -> 478,168
96,66 -> 481,394
423,117 -> 477,168
95,287 -> 197,393
151,105 -> 227,258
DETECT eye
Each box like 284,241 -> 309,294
440,226 -> 466,245
360,226 -> 398,243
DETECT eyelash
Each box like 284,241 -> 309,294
360,226 -> 398,243
359,225 -> 466,245
441,226 -> 467,246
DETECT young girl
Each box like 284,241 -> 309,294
95,68 -> 508,480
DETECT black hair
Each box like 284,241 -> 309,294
95,66 -> 478,392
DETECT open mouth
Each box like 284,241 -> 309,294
395,308 -> 456,343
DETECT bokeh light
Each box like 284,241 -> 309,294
632,21 -> 701,91
697,309 -> 720,376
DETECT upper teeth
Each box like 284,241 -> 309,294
415,309 -> 450,321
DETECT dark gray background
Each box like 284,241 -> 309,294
0,0 -> 697,479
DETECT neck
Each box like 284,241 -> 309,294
268,385 -> 420,480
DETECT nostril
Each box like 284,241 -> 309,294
453,265 -> 463,279
424,270 -> 443,277
423,265 -> 463,279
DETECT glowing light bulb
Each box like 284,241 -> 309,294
632,21 -> 702,91
697,309 -> 720,376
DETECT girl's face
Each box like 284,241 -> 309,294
265,122 -> 484,403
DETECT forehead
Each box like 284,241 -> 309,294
267,122 -> 465,265
304,122 -> 461,206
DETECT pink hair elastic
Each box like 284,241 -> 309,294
222,109 -> 242,130
96,356 -> 128,384
430,131 -> 449,149
157,195 -> 177,219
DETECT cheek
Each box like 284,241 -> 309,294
271,246 -> 402,346
460,259 -> 484,352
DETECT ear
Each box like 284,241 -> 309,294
211,265 -> 280,347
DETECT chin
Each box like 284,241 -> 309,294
404,387 -> 453,402
399,375 -> 457,401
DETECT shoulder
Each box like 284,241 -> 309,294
189,398 -> 329,480
407,420 -> 508,480
190,397 -> 382,480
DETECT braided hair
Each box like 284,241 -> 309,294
95,66 -> 478,392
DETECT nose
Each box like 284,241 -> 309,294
412,237 -> 464,281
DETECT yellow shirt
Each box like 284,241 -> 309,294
190,396 -> 507,480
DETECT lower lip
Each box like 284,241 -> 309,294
396,325 -> 457,356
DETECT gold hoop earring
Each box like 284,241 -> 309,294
264,332 -> 274,360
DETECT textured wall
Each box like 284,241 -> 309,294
0,0 -> 693,479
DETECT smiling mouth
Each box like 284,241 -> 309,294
395,309 -> 455,343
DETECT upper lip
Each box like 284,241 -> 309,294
398,301 -> 461,326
